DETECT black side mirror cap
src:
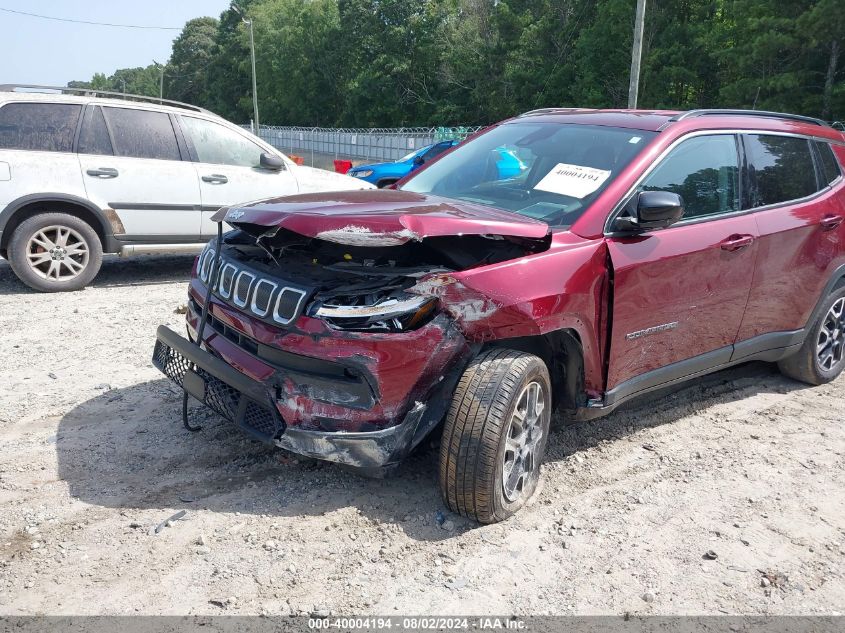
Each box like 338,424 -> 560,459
614,190 -> 685,233
260,152 -> 285,171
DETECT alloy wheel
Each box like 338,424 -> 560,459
25,225 -> 90,281
817,297 -> 845,372
502,380 -> 545,502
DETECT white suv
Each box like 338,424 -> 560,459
0,86 -> 373,292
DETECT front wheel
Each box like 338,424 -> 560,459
439,349 -> 552,523
7,213 -> 103,292
778,286 -> 845,385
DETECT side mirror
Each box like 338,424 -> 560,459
614,190 -> 684,232
412,155 -> 425,167
259,152 -> 284,171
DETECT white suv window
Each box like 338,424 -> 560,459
181,116 -> 267,168
0,102 -> 82,152
102,107 -> 181,161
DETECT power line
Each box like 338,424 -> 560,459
0,6 -> 182,30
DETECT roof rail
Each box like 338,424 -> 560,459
0,84 -> 209,114
518,107 -> 597,117
669,108 -> 828,127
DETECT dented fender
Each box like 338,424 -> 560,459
408,231 -> 609,393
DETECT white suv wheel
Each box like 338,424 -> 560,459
8,212 -> 103,292
26,225 -> 90,281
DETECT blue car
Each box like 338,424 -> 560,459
347,140 -> 460,188
348,140 -> 528,188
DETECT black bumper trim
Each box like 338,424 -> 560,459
153,325 -> 285,442
153,324 -> 468,472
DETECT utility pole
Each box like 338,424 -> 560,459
627,0 -> 647,109
153,59 -> 165,103
233,5 -> 259,134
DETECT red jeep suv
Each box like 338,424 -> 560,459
153,108 -> 845,523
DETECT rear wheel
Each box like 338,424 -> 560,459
439,349 -> 551,523
778,286 -> 845,385
8,213 -> 102,292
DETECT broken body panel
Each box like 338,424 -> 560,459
151,188 -> 610,470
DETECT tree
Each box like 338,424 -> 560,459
167,17 -> 219,105
798,0 -> 844,120
68,0 -> 844,125
204,0 -> 262,121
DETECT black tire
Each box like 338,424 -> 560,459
439,348 -> 552,524
778,286 -> 845,385
7,213 -> 103,292
376,179 -> 398,189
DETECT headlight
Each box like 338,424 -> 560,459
314,295 -> 437,332
354,169 -> 374,177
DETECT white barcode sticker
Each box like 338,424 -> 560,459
534,163 -> 611,199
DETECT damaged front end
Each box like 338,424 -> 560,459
153,191 -> 550,473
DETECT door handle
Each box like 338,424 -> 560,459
821,214 -> 843,231
720,234 -> 755,252
86,167 -> 118,178
202,174 -> 228,184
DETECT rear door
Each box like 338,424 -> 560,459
606,133 -> 758,392
177,115 -> 297,236
734,134 -> 845,350
78,105 -> 200,236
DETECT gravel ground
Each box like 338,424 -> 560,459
0,255 -> 843,616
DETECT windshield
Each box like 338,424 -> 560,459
401,122 -> 656,227
398,145 -> 431,162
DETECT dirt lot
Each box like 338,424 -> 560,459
0,255 -> 843,616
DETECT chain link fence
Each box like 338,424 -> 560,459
244,125 -> 483,165
246,120 -> 845,168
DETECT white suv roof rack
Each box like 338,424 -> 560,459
0,84 -> 210,114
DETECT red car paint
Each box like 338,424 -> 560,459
156,108 -> 845,470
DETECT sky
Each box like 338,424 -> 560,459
0,0 -> 232,86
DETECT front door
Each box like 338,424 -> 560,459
178,115 -> 298,236
78,105 -> 200,237
606,133 -> 757,392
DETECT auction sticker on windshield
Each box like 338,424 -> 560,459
534,163 -> 611,198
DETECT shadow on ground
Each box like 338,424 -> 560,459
55,361 -> 807,540
0,254 -> 196,295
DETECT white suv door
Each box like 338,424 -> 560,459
178,115 -> 298,235
77,105 -> 201,236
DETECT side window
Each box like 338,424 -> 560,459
639,135 -> 739,219
102,107 -> 181,161
78,107 -> 113,156
815,141 -> 842,186
0,102 -> 82,152
422,141 -> 455,161
742,134 -> 817,208
181,116 -> 266,168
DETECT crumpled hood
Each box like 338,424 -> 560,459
212,189 -> 549,247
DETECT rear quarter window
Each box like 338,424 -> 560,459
742,134 -> 818,208
815,141 -> 842,185
0,102 -> 82,152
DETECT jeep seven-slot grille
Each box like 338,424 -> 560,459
198,248 -> 310,327
153,338 -> 284,441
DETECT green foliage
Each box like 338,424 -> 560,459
167,17 -> 219,105
68,0 -> 845,125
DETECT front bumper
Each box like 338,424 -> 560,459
153,325 -> 466,471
